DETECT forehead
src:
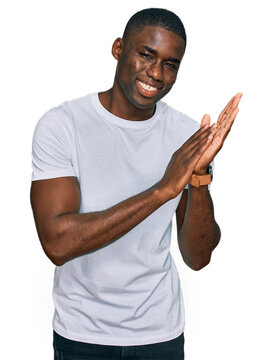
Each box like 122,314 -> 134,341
126,25 -> 185,57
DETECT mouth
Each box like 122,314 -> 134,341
136,79 -> 162,98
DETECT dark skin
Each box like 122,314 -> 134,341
99,26 -> 186,119
30,25 -> 242,269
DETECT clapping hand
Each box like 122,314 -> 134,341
193,92 -> 243,175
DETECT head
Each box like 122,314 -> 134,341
111,8 -> 187,111
122,8 -> 187,52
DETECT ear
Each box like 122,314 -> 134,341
112,37 -> 123,60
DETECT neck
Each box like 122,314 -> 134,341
98,79 -> 156,121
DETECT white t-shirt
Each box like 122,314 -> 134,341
31,92 -> 204,346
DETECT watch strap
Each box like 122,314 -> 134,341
189,173 -> 212,187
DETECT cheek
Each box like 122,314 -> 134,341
126,57 -> 145,75
164,71 -> 178,86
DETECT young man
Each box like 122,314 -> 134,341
30,8 -> 242,360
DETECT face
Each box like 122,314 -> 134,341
112,25 -> 186,110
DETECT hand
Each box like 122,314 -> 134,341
193,92 -> 243,175
157,125 -> 217,199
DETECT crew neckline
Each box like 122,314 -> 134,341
90,92 -> 161,129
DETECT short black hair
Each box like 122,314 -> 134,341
122,8 -> 186,44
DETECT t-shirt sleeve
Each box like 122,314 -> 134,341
31,110 -> 76,181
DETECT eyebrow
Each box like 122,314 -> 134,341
144,45 -> 181,64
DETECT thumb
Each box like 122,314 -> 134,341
200,114 -> 211,128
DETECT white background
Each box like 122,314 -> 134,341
1,0 -> 270,359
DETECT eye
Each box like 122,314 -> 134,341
165,62 -> 177,70
139,52 -> 153,60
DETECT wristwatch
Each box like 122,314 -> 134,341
188,164 -> 213,187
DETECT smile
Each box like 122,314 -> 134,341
136,80 -> 161,97
137,80 -> 158,91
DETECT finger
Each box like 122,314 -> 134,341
222,107 -> 239,134
217,95 -> 236,124
194,100 -> 241,162
182,125 -> 214,147
224,93 -> 242,115
218,99 -> 241,134
183,118 -> 218,151
183,125 -> 215,151
208,107 -> 239,151
200,114 -> 211,128
220,94 -> 242,126
185,125 -> 217,158
188,131 -> 217,165
217,93 -> 242,126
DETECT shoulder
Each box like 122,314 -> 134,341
34,93 -> 92,134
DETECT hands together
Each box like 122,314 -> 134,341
157,92 -> 243,199
193,92 -> 243,175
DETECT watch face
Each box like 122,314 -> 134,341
208,165 -> 213,181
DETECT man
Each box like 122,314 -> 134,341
30,8 -> 242,360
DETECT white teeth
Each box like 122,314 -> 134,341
138,80 -> 157,91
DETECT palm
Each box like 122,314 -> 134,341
194,93 -> 242,174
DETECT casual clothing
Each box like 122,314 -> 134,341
31,92 -> 205,346
53,330 -> 185,360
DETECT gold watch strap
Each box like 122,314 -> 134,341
188,173 -> 212,187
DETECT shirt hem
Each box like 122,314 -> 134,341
52,323 -> 185,346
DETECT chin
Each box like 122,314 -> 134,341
131,98 -> 157,109
134,87 -> 172,109
129,92 -> 164,110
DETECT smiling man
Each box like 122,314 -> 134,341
101,24 -> 185,117
30,8 -> 242,360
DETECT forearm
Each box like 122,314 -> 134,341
48,183 -> 171,265
178,184 -> 220,270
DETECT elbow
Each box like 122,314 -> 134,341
191,226 -> 221,270
41,233 -> 66,266
43,242 -> 65,266
212,224 -> 221,250
49,253 -> 65,266
189,257 -> 211,271
179,229 -> 220,271
181,251 -> 212,271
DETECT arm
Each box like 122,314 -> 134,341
176,186 -> 221,271
30,176 -> 168,266
30,126 -> 215,266
175,92 -> 242,270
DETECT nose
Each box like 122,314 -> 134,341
146,61 -> 163,82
